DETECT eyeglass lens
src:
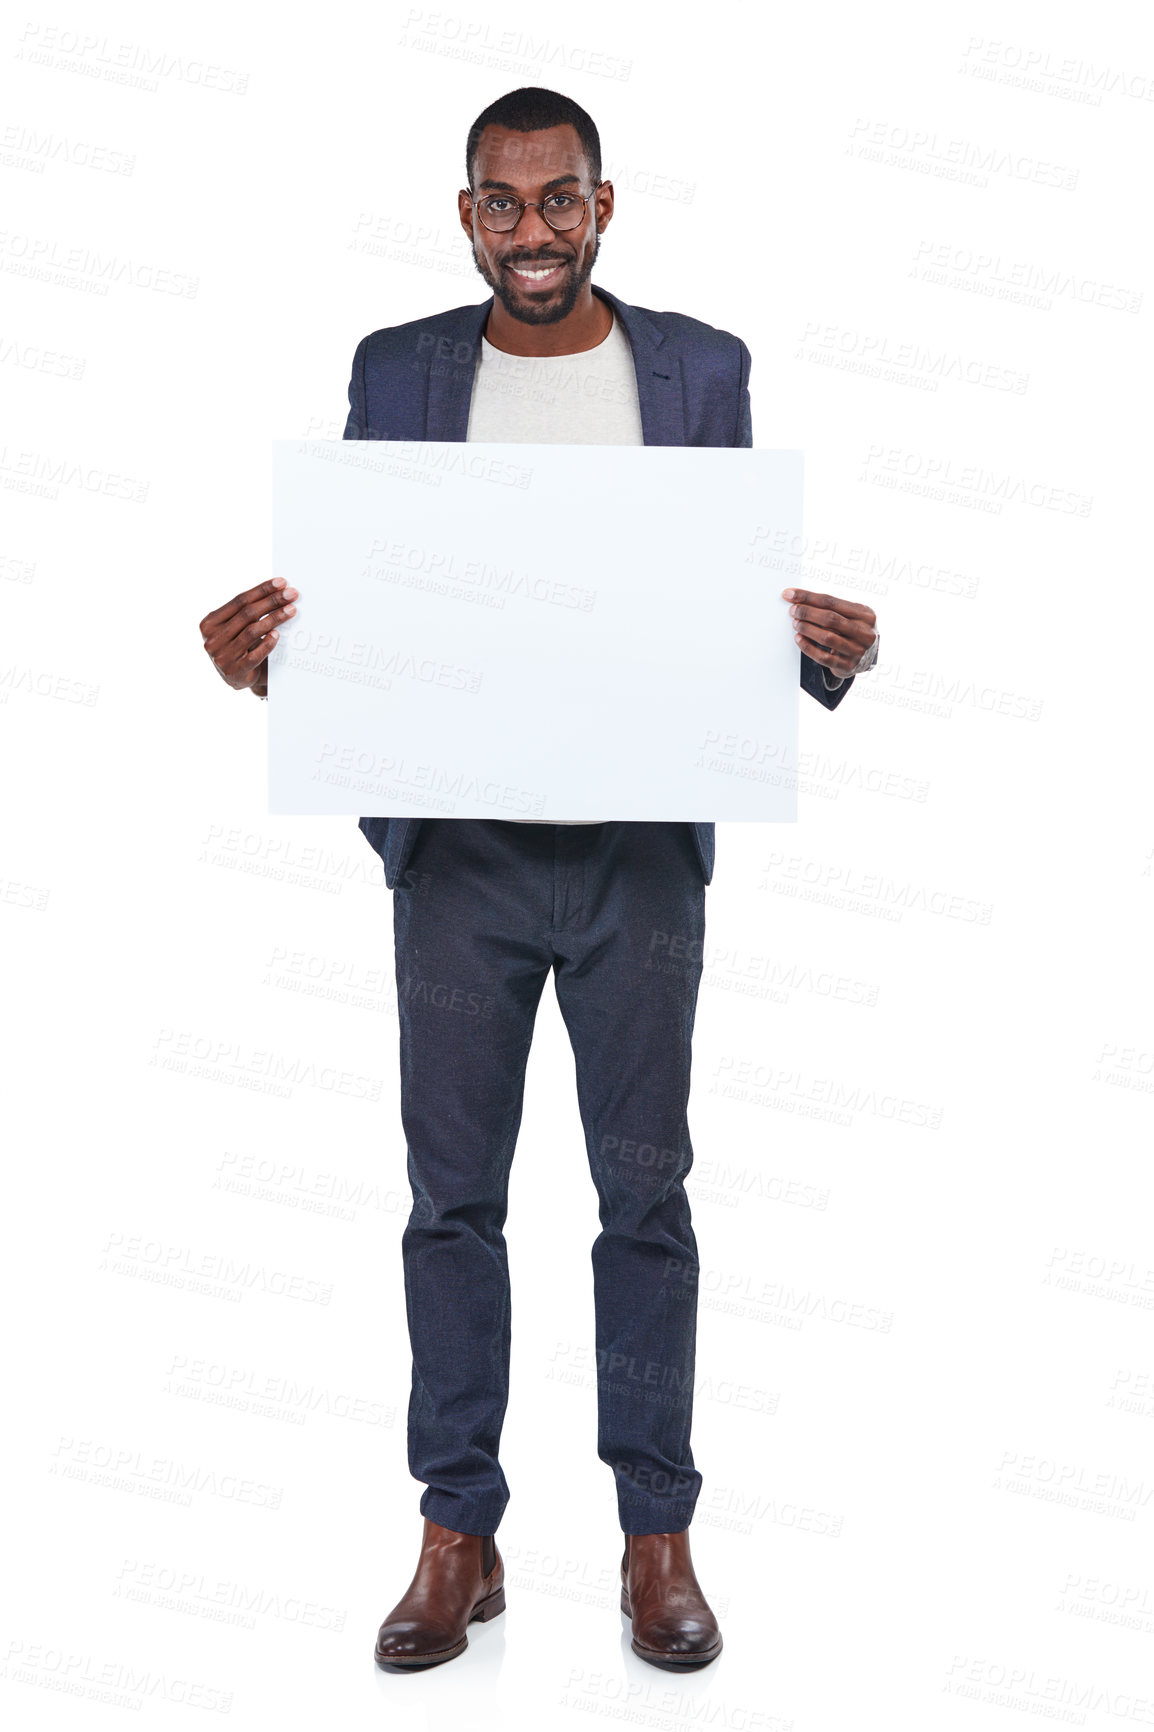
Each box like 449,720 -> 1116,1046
476,194 -> 586,232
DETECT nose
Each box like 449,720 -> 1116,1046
510,202 -> 556,248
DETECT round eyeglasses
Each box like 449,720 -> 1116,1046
468,184 -> 601,233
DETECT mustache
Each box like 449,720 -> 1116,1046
500,253 -> 571,268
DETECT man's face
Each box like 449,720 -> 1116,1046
460,123 -> 612,324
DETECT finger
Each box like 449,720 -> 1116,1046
218,616 -> 284,662
212,624 -> 281,689
793,619 -> 872,662
791,603 -> 871,636
199,578 -> 295,637
242,629 -> 280,668
792,607 -> 873,656
797,630 -> 863,673
783,588 -> 876,624
202,595 -> 297,658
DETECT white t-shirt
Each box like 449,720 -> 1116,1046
465,309 -> 644,446
466,310 -> 644,823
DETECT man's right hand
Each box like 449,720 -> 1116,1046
199,577 -> 299,698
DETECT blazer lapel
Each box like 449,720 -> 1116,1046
424,298 -> 492,439
593,285 -> 685,447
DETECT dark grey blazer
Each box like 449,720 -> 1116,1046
344,283 -> 854,889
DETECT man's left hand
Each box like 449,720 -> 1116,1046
782,588 -> 878,679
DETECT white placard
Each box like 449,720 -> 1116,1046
268,441 -> 802,819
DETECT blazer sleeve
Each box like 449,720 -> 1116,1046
342,334 -> 368,440
735,336 -> 753,448
736,332 -> 855,713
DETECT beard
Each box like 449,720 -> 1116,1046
472,232 -> 601,324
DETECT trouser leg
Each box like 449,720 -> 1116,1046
392,820 -> 553,1534
550,822 -> 707,1534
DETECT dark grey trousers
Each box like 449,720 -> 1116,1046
391,819 -> 708,1535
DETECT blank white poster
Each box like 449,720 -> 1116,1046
269,440 -> 802,820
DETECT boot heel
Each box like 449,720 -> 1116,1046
471,1585 -> 505,1623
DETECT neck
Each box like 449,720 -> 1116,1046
482,284 -> 613,357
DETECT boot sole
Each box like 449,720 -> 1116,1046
374,1584 -> 506,1670
620,1585 -> 723,1670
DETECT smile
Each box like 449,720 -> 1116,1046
506,262 -> 566,284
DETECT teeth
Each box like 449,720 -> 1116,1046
512,266 -> 559,279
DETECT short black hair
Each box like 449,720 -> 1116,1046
465,86 -> 601,190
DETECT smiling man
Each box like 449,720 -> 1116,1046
198,85 -> 878,1675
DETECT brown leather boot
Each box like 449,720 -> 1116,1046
620,1530 -> 722,1669
374,1518 -> 505,1669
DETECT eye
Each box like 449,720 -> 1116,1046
546,193 -> 576,209
483,196 -> 514,212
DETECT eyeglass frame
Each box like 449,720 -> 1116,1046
464,182 -> 604,233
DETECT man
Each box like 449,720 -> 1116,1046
199,86 -> 878,1673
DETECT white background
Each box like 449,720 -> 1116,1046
2,2 -> 1151,1728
